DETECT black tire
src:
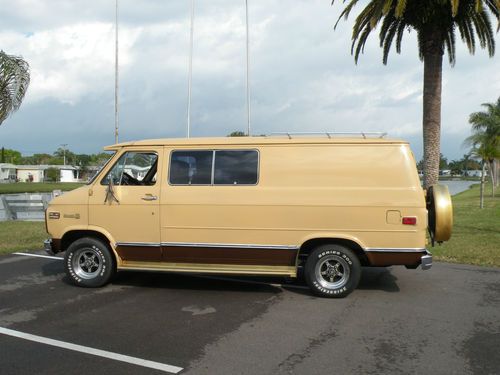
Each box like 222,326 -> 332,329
64,237 -> 115,288
305,244 -> 361,298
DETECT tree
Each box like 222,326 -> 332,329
45,167 -> 59,182
439,153 -> 448,170
332,0 -> 500,189
466,97 -> 500,198
0,147 -> 22,164
0,50 -> 30,125
227,131 -> 247,137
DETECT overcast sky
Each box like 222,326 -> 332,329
0,0 -> 499,160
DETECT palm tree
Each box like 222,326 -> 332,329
332,0 -> 500,189
0,50 -> 30,126
466,97 -> 500,199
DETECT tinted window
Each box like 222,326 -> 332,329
101,152 -> 158,186
170,151 -> 213,185
214,150 -> 258,185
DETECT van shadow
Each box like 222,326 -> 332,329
40,259 -> 65,276
110,271 -> 283,295
49,263 -> 398,295
357,267 -> 400,293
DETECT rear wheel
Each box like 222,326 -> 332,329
65,237 -> 115,287
305,244 -> 361,298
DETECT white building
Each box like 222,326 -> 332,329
16,165 -> 45,183
0,163 -> 17,182
15,165 -> 80,183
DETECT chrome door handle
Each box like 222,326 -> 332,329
141,195 -> 158,201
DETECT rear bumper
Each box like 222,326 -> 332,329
365,248 -> 432,270
421,251 -> 433,270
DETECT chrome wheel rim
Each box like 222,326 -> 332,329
315,255 -> 350,289
72,248 -> 103,280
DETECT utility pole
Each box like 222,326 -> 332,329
61,144 -> 68,165
114,0 -> 120,144
187,0 -> 195,138
245,0 -> 251,136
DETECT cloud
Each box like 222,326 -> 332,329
0,0 -> 498,161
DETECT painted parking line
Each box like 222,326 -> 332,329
0,327 -> 183,374
13,252 -> 63,261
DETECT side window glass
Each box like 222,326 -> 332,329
170,151 -> 213,185
102,152 -> 158,186
214,150 -> 258,185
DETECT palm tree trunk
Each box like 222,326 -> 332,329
480,161 -> 485,209
422,51 -> 443,189
488,160 -> 495,197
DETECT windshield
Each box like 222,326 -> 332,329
87,152 -> 116,185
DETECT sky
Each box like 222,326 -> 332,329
0,0 -> 499,161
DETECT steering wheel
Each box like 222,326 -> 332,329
121,172 -> 140,186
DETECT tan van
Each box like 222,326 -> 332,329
44,134 -> 452,297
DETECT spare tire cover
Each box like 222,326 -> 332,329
426,184 -> 453,242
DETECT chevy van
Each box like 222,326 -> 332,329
44,134 -> 452,297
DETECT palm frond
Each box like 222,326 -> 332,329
0,51 -> 30,125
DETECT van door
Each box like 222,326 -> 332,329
88,148 -> 162,263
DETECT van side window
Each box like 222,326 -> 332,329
214,150 -> 258,185
170,151 -> 213,185
101,152 -> 158,186
169,150 -> 258,185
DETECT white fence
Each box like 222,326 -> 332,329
0,193 -> 56,221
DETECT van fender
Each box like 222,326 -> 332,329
86,225 -> 122,264
296,233 -> 368,266
61,225 -> 122,266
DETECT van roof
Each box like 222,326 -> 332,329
104,136 -> 408,150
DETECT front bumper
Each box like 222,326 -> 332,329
44,238 -> 62,256
44,239 -> 55,255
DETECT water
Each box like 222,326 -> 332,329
439,180 -> 477,196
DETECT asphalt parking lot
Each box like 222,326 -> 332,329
0,251 -> 499,375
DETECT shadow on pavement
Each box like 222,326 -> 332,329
357,267 -> 400,293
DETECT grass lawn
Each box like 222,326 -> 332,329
432,183 -> 500,267
0,183 -> 498,267
0,182 -> 84,194
0,221 -> 46,255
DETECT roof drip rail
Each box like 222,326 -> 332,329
268,132 -> 387,139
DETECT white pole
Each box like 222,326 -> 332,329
114,0 -> 119,144
61,144 -> 68,166
245,0 -> 251,136
187,0 -> 195,138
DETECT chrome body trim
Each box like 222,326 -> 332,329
364,248 -> 427,253
115,241 -> 299,250
115,242 -> 161,248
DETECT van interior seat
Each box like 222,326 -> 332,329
170,160 -> 190,184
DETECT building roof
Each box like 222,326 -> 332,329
14,165 -> 78,171
104,135 -> 407,151
0,163 -> 16,169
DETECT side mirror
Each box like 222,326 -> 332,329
104,178 -> 120,204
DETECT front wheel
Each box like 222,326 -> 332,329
305,244 -> 361,298
65,237 -> 115,287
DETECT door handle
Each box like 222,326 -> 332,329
141,194 -> 158,201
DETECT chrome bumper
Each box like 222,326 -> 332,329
421,251 -> 432,270
44,239 -> 55,256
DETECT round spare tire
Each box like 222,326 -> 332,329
426,184 -> 453,243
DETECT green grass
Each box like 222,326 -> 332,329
0,221 -> 46,255
432,183 -> 500,267
0,182 -> 84,194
